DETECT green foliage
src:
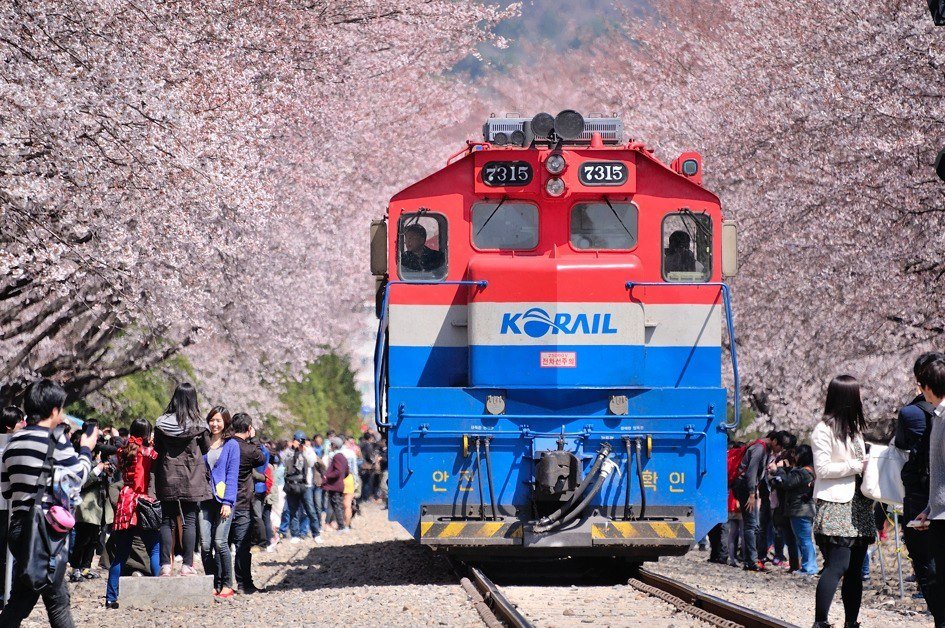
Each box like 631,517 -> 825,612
727,403 -> 759,443
65,355 -> 196,428
276,352 -> 361,439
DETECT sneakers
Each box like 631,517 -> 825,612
180,565 -> 199,576
104,601 -> 119,610
214,588 -> 235,599
289,537 -> 302,544
314,535 -> 324,544
82,568 -> 100,580
69,570 -> 83,583
159,565 -> 173,577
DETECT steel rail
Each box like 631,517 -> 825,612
634,567 -> 797,628
451,559 -> 534,628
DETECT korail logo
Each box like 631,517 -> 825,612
500,308 -> 618,338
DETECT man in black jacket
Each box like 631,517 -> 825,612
229,413 -> 267,594
895,352 -> 943,619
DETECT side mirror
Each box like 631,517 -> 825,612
370,220 -> 387,276
722,220 -> 738,278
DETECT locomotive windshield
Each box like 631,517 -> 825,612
662,212 -> 711,282
570,201 -> 638,250
398,212 -> 447,280
472,201 -> 539,250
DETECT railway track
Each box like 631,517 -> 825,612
452,559 -> 796,628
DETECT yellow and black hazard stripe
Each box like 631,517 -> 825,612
591,521 -> 695,544
420,520 -> 523,545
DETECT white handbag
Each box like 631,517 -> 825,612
860,442 -> 908,506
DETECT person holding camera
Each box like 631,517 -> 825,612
105,418 -> 159,609
284,431 -> 319,542
0,379 -> 99,628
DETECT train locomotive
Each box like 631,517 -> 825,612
371,110 -> 740,561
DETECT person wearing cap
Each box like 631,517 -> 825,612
322,437 -> 350,532
284,431 -> 320,543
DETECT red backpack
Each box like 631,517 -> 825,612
727,439 -> 766,486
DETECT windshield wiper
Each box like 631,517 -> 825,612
680,207 -> 712,239
476,197 -> 508,237
603,197 -> 633,238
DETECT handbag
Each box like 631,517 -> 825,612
20,425 -> 70,592
136,495 -> 162,531
861,441 -> 908,506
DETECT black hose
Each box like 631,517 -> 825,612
623,437 -> 632,520
552,467 -> 610,530
536,459 -> 615,533
484,437 -> 498,521
532,442 -> 611,529
476,438 -> 486,521
635,438 -> 646,520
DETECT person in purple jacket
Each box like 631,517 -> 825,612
198,406 -> 240,598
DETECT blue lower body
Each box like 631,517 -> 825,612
385,384 -> 727,556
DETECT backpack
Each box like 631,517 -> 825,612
727,438 -> 766,488
727,446 -> 747,487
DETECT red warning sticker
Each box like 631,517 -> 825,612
540,352 -> 577,368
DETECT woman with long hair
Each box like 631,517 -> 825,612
198,406 -> 239,597
105,419 -> 159,608
153,383 -> 211,576
810,375 -> 872,628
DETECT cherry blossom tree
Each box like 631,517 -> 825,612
0,0 -> 514,410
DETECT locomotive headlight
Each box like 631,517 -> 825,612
545,153 -> 566,175
545,177 -> 565,197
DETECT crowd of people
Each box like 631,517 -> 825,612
0,379 -> 387,628
702,352 -> 945,628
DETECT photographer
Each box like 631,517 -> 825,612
284,431 -> 319,542
0,379 -> 99,628
69,428 -> 113,582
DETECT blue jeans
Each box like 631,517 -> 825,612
287,488 -> 318,538
737,489 -> 759,566
106,529 -> 161,603
231,509 -> 255,590
198,500 -> 234,591
308,486 -> 322,536
790,516 -> 818,574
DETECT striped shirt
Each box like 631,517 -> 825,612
0,425 -> 92,513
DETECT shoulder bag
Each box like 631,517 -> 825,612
861,441 -> 908,506
136,495 -> 162,530
20,425 -> 71,592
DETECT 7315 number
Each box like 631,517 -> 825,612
578,161 -> 628,186
482,161 -> 533,186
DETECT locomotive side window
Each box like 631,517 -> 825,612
398,212 -> 448,281
662,212 -> 712,282
570,202 -> 638,250
471,201 -> 539,250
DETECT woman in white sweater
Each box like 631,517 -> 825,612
810,375 -> 872,628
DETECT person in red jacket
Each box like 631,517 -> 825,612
322,437 -> 349,533
106,419 -> 160,608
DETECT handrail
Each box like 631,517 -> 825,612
625,281 -> 741,431
374,280 -> 488,433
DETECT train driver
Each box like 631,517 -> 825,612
664,230 -> 697,273
401,223 -> 445,273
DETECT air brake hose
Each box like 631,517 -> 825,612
476,438 -> 486,521
532,442 -> 611,529
623,438 -> 632,520
484,437 -> 498,521
536,458 -> 619,533
635,438 -> 646,520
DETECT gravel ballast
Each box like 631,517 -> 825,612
21,503 -> 479,628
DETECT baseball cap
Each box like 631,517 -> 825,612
293,430 -> 306,441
